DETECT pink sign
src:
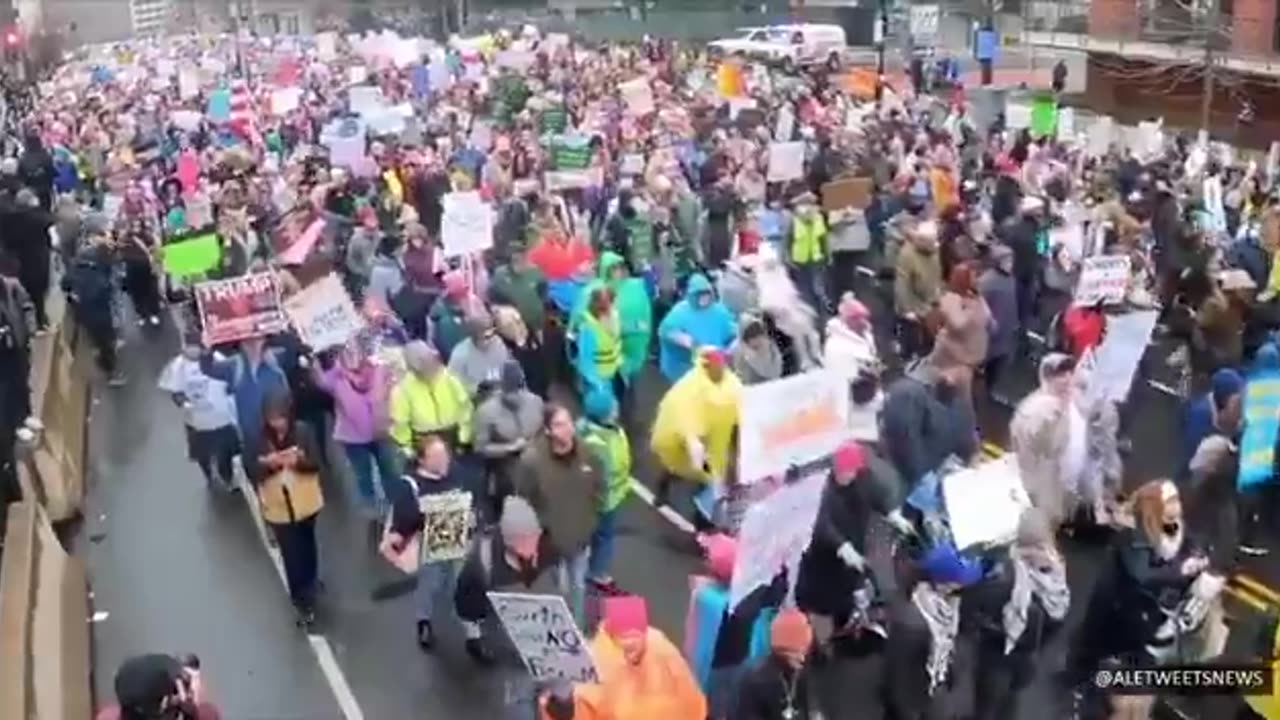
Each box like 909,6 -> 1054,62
279,218 -> 326,266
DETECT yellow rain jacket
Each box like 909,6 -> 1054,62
650,350 -> 742,484
589,628 -> 707,720
389,369 -> 474,451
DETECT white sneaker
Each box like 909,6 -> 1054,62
1239,544 -> 1270,557
107,373 -> 128,387
148,315 -> 161,326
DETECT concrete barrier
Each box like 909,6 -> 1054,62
0,500 -> 93,720
21,319 -> 91,523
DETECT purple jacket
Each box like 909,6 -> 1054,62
313,364 -> 390,445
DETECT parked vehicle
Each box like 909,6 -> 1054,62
708,24 -> 848,71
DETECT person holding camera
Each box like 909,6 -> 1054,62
95,654 -> 220,720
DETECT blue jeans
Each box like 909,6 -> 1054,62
415,559 -> 461,622
555,547 -> 591,628
589,509 -> 618,580
342,441 -> 398,515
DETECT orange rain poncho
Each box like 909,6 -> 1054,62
587,628 -> 707,720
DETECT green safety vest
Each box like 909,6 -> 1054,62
582,312 -> 622,378
790,215 -> 827,264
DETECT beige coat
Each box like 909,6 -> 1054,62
929,291 -> 990,371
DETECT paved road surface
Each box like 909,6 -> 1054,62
82,275 -> 1278,718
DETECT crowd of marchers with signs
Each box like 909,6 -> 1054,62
2,17 -> 1277,720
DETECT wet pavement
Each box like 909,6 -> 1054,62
81,273 -> 1279,718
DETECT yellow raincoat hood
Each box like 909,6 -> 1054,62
650,348 -> 743,483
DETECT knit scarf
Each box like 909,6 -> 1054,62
1002,549 -> 1071,654
912,583 -> 959,696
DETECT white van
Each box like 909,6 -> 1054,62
709,23 -> 848,70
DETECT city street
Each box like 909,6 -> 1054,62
81,273 -> 1278,719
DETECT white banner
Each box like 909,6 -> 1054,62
738,369 -> 852,482
729,471 -> 826,609
488,593 -> 599,682
1082,310 -> 1159,404
441,191 -> 495,258
942,455 -> 1031,549
284,274 -> 364,350
316,32 -> 337,62
1073,254 -> 1130,307
766,141 -> 805,182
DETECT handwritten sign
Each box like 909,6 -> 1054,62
942,454 -> 1031,549
284,274 -> 365,350
488,592 -> 599,682
194,273 -> 288,346
729,470 -> 826,609
441,191 -> 495,258
738,370 -> 852,483
1073,255 -> 1131,306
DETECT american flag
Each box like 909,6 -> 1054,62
227,78 -> 260,144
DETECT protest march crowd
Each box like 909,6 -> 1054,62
5,20 -> 1277,720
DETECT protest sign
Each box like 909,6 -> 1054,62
717,62 -> 745,98
441,191 -> 494,257
738,370 -> 851,482
729,470 -> 826,609
550,135 -> 592,170
1237,364 -> 1280,489
195,273 -> 288,346
620,77 -> 655,116
544,168 -> 602,191
620,153 -> 645,176
348,65 -> 368,85
418,490 -> 476,562
1087,116 -> 1114,158
1029,96 -> 1057,138
349,85 -> 384,116
1133,120 -> 1164,161
942,455 -> 1031,549
488,593 -> 599,682
821,177 -> 872,211
1006,101 -> 1030,130
283,274 -> 364,351
178,69 -> 199,100
171,110 -> 202,132
271,87 -> 302,115
316,32 -> 337,62
766,141 -> 805,182
496,49 -> 535,71
160,232 -> 221,278
279,218 -> 327,265
1057,106 -> 1076,140
774,106 -> 795,142
1073,255 -> 1131,306
1082,310 -> 1159,404
324,117 -> 366,168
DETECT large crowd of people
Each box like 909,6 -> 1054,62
2,22 -> 1274,720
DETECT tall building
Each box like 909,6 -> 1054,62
130,0 -> 168,36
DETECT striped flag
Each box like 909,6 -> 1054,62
227,79 -> 260,144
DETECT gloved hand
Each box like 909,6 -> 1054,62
885,508 -> 916,537
837,542 -> 865,570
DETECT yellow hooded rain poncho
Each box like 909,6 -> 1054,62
650,348 -> 743,484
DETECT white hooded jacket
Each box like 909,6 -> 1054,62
823,317 -> 879,382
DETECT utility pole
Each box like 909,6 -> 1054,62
875,0 -> 888,100
1198,0 -> 1218,139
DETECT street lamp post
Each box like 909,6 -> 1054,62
875,0 -> 888,100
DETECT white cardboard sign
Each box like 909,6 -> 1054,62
488,592 -> 599,682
